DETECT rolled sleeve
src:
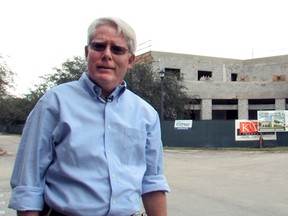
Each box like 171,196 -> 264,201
142,115 -> 171,195
142,174 -> 170,194
9,186 -> 44,210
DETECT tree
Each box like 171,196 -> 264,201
25,56 -> 87,106
0,56 -> 87,127
43,56 -> 87,87
0,56 -> 88,126
0,97 -> 30,125
0,55 -> 19,127
125,62 -> 190,120
0,54 -> 15,98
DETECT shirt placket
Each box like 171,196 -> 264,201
103,99 -> 119,214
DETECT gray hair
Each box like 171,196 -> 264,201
87,17 -> 137,54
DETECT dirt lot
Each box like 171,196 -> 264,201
1,135 -> 288,216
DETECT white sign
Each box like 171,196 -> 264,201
235,120 -> 276,141
174,120 -> 193,130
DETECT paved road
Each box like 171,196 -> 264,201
1,135 -> 288,216
165,149 -> 288,215
0,135 -> 20,216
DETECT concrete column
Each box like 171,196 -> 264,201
238,99 -> 248,119
223,64 -> 226,82
201,99 -> 212,120
275,98 -> 286,110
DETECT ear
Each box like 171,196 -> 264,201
85,46 -> 89,61
127,54 -> 135,69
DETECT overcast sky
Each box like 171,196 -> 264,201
1,0 -> 288,95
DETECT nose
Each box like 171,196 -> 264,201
101,45 -> 112,60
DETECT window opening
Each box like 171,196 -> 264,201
198,71 -> 212,81
231,73 -> 237,81
165,68 -> 181,80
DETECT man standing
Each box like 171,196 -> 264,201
9,17 -> 170,216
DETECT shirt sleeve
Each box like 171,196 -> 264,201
9,92 -> 58,211
142,115 -> 170,194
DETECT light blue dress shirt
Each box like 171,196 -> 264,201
9,73 -> 170,216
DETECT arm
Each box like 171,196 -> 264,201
17,211 -> 39,216
9,93 -> 57,211
141,114 -> 170,216
142,191 -> 167,216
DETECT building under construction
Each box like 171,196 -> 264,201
136,51 -> 288,120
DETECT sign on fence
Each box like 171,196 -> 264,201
174,120 -> 193,130
257,110 -> 288,132
235,120 -> 276,141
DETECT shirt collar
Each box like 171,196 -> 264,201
80,72 -> 126,102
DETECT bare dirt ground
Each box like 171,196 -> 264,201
1,134 -> 288,216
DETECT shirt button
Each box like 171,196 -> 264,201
112,199 -> 116,205
107,125 -> 111,129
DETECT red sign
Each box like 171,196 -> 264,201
239,121 -> 258,133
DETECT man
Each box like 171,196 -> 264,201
9,17 -> 170,216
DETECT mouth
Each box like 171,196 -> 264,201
97,65 -> 114,70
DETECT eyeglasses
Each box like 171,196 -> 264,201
88,42 -> 130,55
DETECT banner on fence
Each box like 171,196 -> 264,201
235,120 -> 276,141
257,110 -> 288,132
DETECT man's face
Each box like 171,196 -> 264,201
85,24 -> 135,97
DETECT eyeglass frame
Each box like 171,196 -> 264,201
88,41 -> 131,55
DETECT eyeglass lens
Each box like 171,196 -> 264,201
89,42 -> 129,55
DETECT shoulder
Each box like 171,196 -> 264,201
35,80 -> 85,110
41,80 -> 82,99
50,80 -> 81,94
123,89 -> 158,114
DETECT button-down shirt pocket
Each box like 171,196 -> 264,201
120,128 -> 146,166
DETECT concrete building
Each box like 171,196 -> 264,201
136,51 -> 288,120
